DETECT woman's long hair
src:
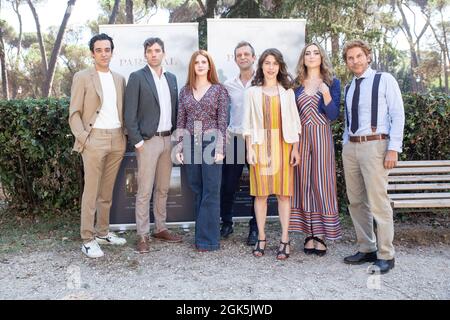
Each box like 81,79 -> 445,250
251,48 -> 292,89
293,42 -> 334,88
186,50 -> 219,90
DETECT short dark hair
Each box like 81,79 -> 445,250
89,33 -> 114,53
234,41 -> 255,57
143,37 -> 165,53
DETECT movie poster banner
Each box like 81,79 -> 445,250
99,23 -> 199,229
206,18 -> 306,83
99,23 -> 199,86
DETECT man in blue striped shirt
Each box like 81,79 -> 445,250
341,39 -> 405,274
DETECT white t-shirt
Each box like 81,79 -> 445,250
93,71 -> 121,129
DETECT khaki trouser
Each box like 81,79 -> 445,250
342,139 -> 395,260
135,136 -> 173,236
80,128 -> 126,243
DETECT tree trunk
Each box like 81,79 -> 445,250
440,52 -> 444,91
439,11 -> 449,93
11,0 -> 22,64
397,0 -> 419,91
409,41 -> 420,91
206,0 -> 217,17
329,4 -> 339,61
397,1 -> 431,92
108,0 -> 120,24
11,0 -> 22,98
247,0 -> 261,18
126,0 -> 134,23
196,0 -> 218,49
27,0 -> 48,95
0,26 -> 9,100
331,33 -> 339,61
42,0 -> 76,98
425,6 -> 449,93
17,151 -> 36,209
196,0 -> 206,14
444,53 -> 449,94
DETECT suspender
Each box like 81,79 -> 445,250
345,72 -> 382,133
371,73 -> 382,132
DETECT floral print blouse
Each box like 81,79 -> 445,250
176,83 -> 229,155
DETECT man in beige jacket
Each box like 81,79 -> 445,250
69,33 -> 127,258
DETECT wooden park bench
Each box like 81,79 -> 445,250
388,160 -> 450,209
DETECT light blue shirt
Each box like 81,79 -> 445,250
343,67 -> 405,152
224,74 -> 254,134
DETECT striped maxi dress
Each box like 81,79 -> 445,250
289,89 -> 342,240
249,93 -> 294,197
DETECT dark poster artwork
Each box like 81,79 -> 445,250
110,153 -> 278,227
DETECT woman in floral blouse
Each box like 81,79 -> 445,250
176,50 -> 229,252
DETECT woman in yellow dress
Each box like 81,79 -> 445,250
242,48 -> 301,260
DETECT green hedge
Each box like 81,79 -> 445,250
0,93 -> 449,216
0,98 -> 82,215
401,93 -> 450,160
332,92 -> 450,213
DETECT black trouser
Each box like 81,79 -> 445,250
220,134 -> 257,232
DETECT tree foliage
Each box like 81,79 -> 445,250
0,0 -> 448,97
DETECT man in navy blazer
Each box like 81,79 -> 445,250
124,37 -> 182,254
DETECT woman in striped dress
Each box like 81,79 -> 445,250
243,48 -> 301,260
289,43 -> 342,256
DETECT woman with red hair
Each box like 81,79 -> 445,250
176,50 -> 229,252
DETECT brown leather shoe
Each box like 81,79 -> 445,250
136,235 -> 150,254
152,230 -> 182,243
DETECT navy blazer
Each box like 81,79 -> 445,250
294,77 -> 341,121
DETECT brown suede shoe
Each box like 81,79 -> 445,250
136,235 -> 150,254
152,230 -> 182,243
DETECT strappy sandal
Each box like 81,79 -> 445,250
304,236 -> 315,255
313,236 -> 327,256
252,239 -> 266,257
276,241 -> 290,260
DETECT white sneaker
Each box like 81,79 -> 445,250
81,240 -> 104,258
95,232 -> 127,245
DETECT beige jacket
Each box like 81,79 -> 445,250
242,85 -> 301,145
68,67 -> 126,153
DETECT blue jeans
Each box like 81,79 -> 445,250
184,137 -> 222,251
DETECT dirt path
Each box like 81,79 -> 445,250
0,218 -> 448,300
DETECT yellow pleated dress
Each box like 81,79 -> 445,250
249,93 -> 294,197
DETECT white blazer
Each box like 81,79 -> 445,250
242,85 -> 301,145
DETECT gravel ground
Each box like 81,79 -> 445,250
0,220 -> 449,300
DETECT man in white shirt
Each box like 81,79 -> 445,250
341,39 -> 405,274
69,33 -> 127,258
221,41 -> 258,245
124,37 -> 181,254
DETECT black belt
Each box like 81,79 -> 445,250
154,131 -> 171,137
349,134 -> 388,143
